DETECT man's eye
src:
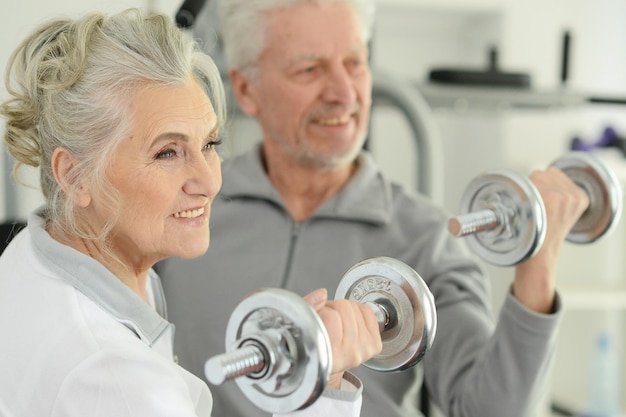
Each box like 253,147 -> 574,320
296,65 -> 317,75
347,58 -> 366,72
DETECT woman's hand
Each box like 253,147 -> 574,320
304,288 -> 382,389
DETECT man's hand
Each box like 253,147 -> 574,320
514,166 -> 590,313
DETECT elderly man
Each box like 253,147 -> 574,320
159,1 -> 589,416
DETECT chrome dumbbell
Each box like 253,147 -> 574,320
204,256 -> 437,413
448,151 -> 623,266
205,288 -> 330,413
334,257 -> 436,372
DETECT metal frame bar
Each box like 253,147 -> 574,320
371,68 -> 444,203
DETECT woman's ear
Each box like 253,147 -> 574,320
51,147 -> 91,208
229,68 -> 260,116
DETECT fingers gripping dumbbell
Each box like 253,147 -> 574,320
203,257 -> 437,413
448,151 -> 623,266
334,257 -> 437,371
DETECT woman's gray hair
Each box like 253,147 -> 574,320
1,8 -> 226,245
217,0 -> 375,77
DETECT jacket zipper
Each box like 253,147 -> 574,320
280,221 -> 301,288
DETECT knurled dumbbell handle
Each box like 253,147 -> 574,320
205,345 -> 266,385
366,301 -> 391,333
206,301 -> 391,386
448,209 -> 500,237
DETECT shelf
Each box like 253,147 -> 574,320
376,0 -> 503,13
417,83 -> 586,111
561,287 -> 626,310
416,83 -> 626,112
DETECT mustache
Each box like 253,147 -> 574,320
309,104 -> 360,121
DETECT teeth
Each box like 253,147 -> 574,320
317,114 -> 351,126
174,207 -> 205,218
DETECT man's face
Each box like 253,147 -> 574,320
243,2 -> 372,169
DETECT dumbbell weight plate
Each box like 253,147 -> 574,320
334,257 -> 437,372
459,170 -> 547,266
550,151 -> 623,244
224,288 -> 331,413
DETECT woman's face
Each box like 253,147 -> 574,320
86,79 -> 222,269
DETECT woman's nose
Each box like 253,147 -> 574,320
182,152 -> 222,198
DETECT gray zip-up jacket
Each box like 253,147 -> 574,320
159,144 -> 562,417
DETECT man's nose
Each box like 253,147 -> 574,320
321,64 -> 357,104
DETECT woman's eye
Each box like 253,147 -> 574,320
203,138 -> 223,151
155,148 -> 176,159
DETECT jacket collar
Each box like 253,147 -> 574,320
219,144 -> 393,225
29,210 -> 171,347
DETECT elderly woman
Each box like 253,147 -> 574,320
0,9 -> 381,417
